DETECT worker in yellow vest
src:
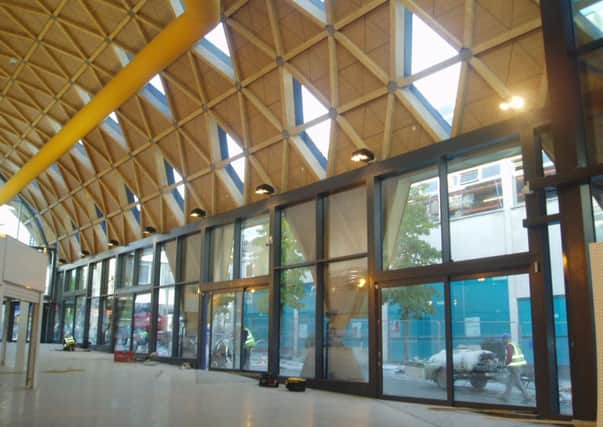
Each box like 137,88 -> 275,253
242,328 -> 256,370
500,333 -> 531,403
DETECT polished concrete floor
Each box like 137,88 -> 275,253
0,344 -> 566,427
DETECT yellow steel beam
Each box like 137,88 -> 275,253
0,0 -> 220,205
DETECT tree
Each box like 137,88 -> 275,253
383,183 -> 442,362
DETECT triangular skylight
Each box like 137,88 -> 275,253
218,127 -> 245,192
293,79 -> 331,168
95,205 -> 107,235
580,2 -> 603,33
125,186 -> 141,223
71,220 -> 80,245
164,160 -> 185,209
405,12 -> 460,129
292,0 -> 327,23
169,1 -> 234,79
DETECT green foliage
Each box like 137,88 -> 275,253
280,218 -> 312,310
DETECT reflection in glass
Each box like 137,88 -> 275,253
99,297 -> 113,348
156,287 -> 175,357
159,241 -> 177,285
133,293 -> 152,353
88,298 -> 100,345
243,288 -> 269,371
280,268 -> 316,377
382,168 -> 441,270
448,148 -> 528,261
548,224 -> 573,415
324,259 -> 368,382
183,233 -> 202,282
240,215 -> 270,278
281,200 -> 316,265
179,285 -> 199,358
211,224 -> 235,282
451,274 -> 535,407
211,291 -> 242,369
62,299 -> 74,339
137,247 -> 154,286
579,50 -> 603,164
52,303 -> 61,342
107,258 -> 116,294
115,296 -> 133,351
121,252 -> 135,288
327,187 -> 367,258
91,262 -> 102,297
382,283 -> 446,399
63,271 -> 72,293
592,177 -> 603,241
74,296 -> 86,343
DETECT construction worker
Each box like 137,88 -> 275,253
242,327 -> 256,370
499,333 -> 531,403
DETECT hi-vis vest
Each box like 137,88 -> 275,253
244,329 -> 256,349
508,342 -> 527,367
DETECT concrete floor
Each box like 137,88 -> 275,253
0,344 -> 565,427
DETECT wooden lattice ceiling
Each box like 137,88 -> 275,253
0,0 -> 547,261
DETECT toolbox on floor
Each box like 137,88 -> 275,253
259,373 -> 279,388
285,377 -> 306,392
114,351 -> 136,363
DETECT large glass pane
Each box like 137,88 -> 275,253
281,200 -> 316,265
210,291 -> 242,369
324,258 -> 369,382
382,282 -> 446,400
448,147 -> 528,261
327,187 -> 367,258
159,241 -> 177,285
156,287 -> 175,357
133,293 -> 152,353
88,298 -> 100,345
115,295 -> 133,351
573,0 -> 603,46
179,285 -> 200,358
183,233 -> 202,282
240,215 -> 270,278
137,247 -> 154,286
78,266 -> 89,291
451,274 -> 535,407
52,304 -> 61,342
211,224 -> 235,281
548,224 -> 573,415
90,262 -> 102,297
107,258 -> 116,295
64,271 -> 72,293
120,252 -> 135,288
73,296 -> 87,343
279,267 -> 316,377
62,299 -> 75,338
382,167 -> 442,270
243,288 -> 269,371
99,297 -> 114,348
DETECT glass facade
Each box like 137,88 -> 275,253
159,241 -> 177,285
280,267 -> 316,377
324,258 -> 369,382
240,215 -> 270,278
211,224 -> 235,282
99,297 -> 113,348
327,187 -> 367,258
281,200 -> 316,265
133,293 -> 152,353
382,167 -> 442,269
137,247 -> 154,286
156,287 -> 175,357
115,296 -> 133,351
210,291 -> 242,369
120,252 -> 135,288
451,274 -> 534,407
74,296 -> 87,343
62,299 -> 74,338
183,233 -> 202,283
382,282 -> 446,400
448,147 -> 527,262
179,285 -> 200,358
90,262 -> 102,297
243,288 -> 269,371
88,298 -> 100,345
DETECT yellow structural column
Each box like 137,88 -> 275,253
0,0 -> 220,205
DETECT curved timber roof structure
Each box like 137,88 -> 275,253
0,0 -> 547,260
